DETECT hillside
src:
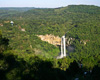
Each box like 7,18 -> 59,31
0,5 -> 100,80
0,5 -> 100,57
0,7 -> 36,19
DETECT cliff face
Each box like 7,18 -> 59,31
37,34 -> 61,46
37,34 -> 75,46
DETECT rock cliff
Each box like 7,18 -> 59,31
37,34 -> 75,46
37,34 -> 61,46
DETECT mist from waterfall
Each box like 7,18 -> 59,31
66,45 -> 75,55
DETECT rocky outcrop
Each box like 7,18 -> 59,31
0,23 -> 3,26
4,21 -> 10,23
66,37 -> 75,46
37,34 -> 61,46
37,34 -> 75,46
21,28 -> 26,32
80,40 -> 90,45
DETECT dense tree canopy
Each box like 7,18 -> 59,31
0,5 -> 100,80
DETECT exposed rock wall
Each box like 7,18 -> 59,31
37,34 -> 75,46
66,37 -> 75,46
37,34 -> 61,46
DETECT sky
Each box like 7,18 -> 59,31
0,0 -> 100,8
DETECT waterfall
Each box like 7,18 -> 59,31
57,35 -> 66,59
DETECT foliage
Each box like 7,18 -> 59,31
0,5 -> 100,80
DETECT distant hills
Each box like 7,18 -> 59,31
0,7 -> 36,12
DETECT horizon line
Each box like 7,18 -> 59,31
0,4 -> 100,8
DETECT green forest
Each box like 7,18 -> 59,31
0,5 -> 100,80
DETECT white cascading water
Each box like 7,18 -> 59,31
57,35 -> 66,59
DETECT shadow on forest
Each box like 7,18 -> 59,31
0,54 -> 68,80
0,53 -> 100,80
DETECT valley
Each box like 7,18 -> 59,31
0,5 -> 100,80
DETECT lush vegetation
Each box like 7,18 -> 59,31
0,5 -> 100,80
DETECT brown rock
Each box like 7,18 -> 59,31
0,23 -> 3,26
4,21 -> 10,23
37,34 -> 61,46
